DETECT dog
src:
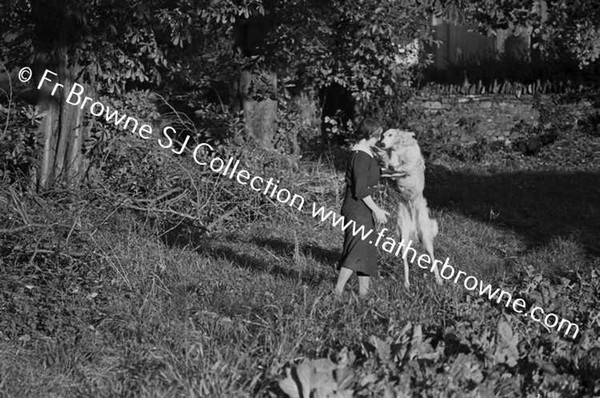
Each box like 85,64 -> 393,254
374,129 -> 443,288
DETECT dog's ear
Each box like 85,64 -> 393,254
397,130 -> 418,146
390,129 -> 405,146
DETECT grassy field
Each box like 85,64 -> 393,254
1,127 -> 599,397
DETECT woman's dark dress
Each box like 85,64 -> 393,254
339,150 -> 381,277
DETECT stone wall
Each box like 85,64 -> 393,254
403,92 -> 598,159
408,94 -> 541,140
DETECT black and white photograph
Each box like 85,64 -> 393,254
1,0 -> 599,396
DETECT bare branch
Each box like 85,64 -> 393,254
0,223 -> 66,234
118,201 -> 208,231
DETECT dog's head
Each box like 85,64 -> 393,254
376,129 -> 417,150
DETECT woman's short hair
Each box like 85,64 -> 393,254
356,118 -> 383,140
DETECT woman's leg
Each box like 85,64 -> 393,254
358,275 -> 370,297
335,267 -> 353,295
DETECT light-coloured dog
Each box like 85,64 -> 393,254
374,129 -> 443,288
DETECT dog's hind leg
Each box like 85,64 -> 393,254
424,230 -> 443,286
397,202 -> 412,289
417,199 -> 443,286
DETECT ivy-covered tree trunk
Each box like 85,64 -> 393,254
36,65 -> 84,191
37,77 -> 59,190
33,0 -> 84,190
239,70 -> 277,148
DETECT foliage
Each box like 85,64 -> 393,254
422,49 -> 596,89
2,2 -> 599,394
1,0 -> 452,170
83,94 -> 306,238
1,0 -> 258,87
0,0 -> 255,112
1,124 -> 599,395
0,0 -> 442,111
279,357 -> 354,398
0,101 -> 42,183
454,0 -> 600,67
274,88 -> 320,154
508,94 -> 600,154
263,0 -> 440,113
392,92 -> 600,164
276,265 -> 600,397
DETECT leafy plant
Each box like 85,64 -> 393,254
0,102 -> 41,182
279,358 -> 354,398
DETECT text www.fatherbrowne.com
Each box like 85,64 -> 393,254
311,197 -> 581,340
26,67 -> 581,340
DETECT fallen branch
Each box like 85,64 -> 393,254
118,201 -> 208,232
206,205 -> 239,231
136,187 -> 185,204
26,248 -> 88,259
0,223 -> 69,234
93,183 -> 210,231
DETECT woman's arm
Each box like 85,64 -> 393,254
362,195 -> 389,224
350,152 -> 389,224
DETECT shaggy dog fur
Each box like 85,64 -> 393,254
374,129 -> 443,288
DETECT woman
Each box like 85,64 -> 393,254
335,118 -> 389,297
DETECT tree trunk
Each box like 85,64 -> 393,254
36,64 -> 85,190
66,95 -> 84,187
52,45 -> 70,184
233,15 -> 278,148
38,89 -> 59,190
54,46 -> 83,188
33,0 -> 85,191
291,90 -> 319,155
239,70 -> 278,148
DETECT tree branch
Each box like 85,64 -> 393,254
0,223 -> 67,234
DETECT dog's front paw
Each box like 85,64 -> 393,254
404,280 -> 410,289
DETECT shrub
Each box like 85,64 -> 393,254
0,102 -> 43,184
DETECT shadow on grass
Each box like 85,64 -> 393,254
250,237 -> 341,265
160,163 -> 599,282
304,142 -> 599,258
423,165 -> 600,258
161,230 -> 337,286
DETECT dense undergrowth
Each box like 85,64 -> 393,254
1,92 -> 600,397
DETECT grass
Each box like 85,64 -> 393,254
1,130 -> 599,397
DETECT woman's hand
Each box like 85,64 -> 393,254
362,196 -> 389,224
373,207 -> 389,224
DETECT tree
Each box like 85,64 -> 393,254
2,0 -> 446,190
250,0 -> 444,143
2,0 -> 178,189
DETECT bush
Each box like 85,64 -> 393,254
0,102 -> 42,183
397,104 -> 501,162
